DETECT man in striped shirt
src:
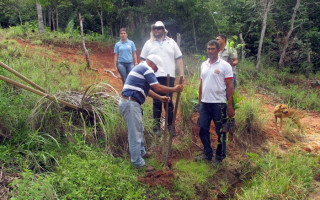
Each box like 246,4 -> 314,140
119,54 -> 183,169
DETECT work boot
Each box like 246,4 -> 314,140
168,125 -> 176,136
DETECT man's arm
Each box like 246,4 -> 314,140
151,83 -> 183,94
148,90 -> 170,102
225,78 -> 235,118
231,58 -> 238,67
176,57 -> 184,77
113,53 -> 118,70
198,79 -> 202,112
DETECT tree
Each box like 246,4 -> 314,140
78,11 -> 90,69
256,0 -> 273,72
278,0 -> 301,67
36,2 -> 45,33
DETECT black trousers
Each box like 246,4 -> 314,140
152,76 -> 175,128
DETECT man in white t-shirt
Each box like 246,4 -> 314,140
140,21 -> 184,136
196,40 -> 234,165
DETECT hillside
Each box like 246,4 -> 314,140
1,38 -> 320,199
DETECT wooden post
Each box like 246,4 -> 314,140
163,76 -> 183,167
161,74 -> 170,164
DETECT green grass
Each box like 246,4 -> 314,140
238,60 -> 320,111
174,159 -> 217,199
237,150 -> 319,199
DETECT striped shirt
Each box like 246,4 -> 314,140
121,62 -> 158,104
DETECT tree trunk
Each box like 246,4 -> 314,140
48,8 -> 52,30
278,0 -> 301,67
36,3 -> 45,34
18,9 -> 22,25
239,33 -> 245,67
55,3 -> 59,30
256,0 -> 273,72
192,19 -> 198,52
78,12 -> 91,69
97,7 -> 104,35
177,33 -> 181,47
52,11 -> 55,31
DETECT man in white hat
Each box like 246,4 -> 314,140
119,54 -> 183,170
140,20 -> 185,136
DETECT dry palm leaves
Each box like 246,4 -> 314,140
27,83 -> 125,154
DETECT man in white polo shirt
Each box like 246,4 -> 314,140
140,20 -> 184,136
196,40 -> 234,166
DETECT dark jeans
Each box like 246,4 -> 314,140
152,77 -> 175,129
233,73 -> 237,90
117,62 -> 134,85
199,102 -> 227,161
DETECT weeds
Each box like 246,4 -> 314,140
237,150 -> 319,199
174,159 -> 216,199
233,90 -> 266,149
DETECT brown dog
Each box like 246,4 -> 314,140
274,104 -> 304,133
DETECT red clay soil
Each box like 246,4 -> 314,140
12,39 -> 320,196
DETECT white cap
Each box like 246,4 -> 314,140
147,54 -> 164,73
153,21 -> 165,28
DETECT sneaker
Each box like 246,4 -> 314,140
211,159 -> 222,167
142,152 -> 152,159
168,125 -> 176,136
194,154 -> 212,161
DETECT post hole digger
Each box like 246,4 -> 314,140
161,75 -> 184,168
0,61 -> 120,153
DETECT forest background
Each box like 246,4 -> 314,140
1,0 -> 319,73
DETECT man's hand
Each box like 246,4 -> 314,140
160,96 -> 170,102
227,104 -> 235,118
174,84 -> 183,93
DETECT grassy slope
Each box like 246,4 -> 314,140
0,27 -> 319,199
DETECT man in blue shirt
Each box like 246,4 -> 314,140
119,54 -> 183,169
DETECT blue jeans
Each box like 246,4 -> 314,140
199,103 -> 227,161
117,62 -> 134,84
233,73 -> 237,90
119,99 -> 146,167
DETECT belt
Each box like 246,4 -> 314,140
121,95 -> 140,104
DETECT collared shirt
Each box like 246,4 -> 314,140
114,39 -> 136,63
121,62 -> 158,104
200,58 -> 233,103
219,46 -> 238,73
140,37 -> 182,78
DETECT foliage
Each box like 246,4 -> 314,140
239,59 -> 320,111
174,159 -> 216,199
51,147 -> 146,199
237,150 -> 319,199
234,89 -> 266,147
10,169 -> 57,200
